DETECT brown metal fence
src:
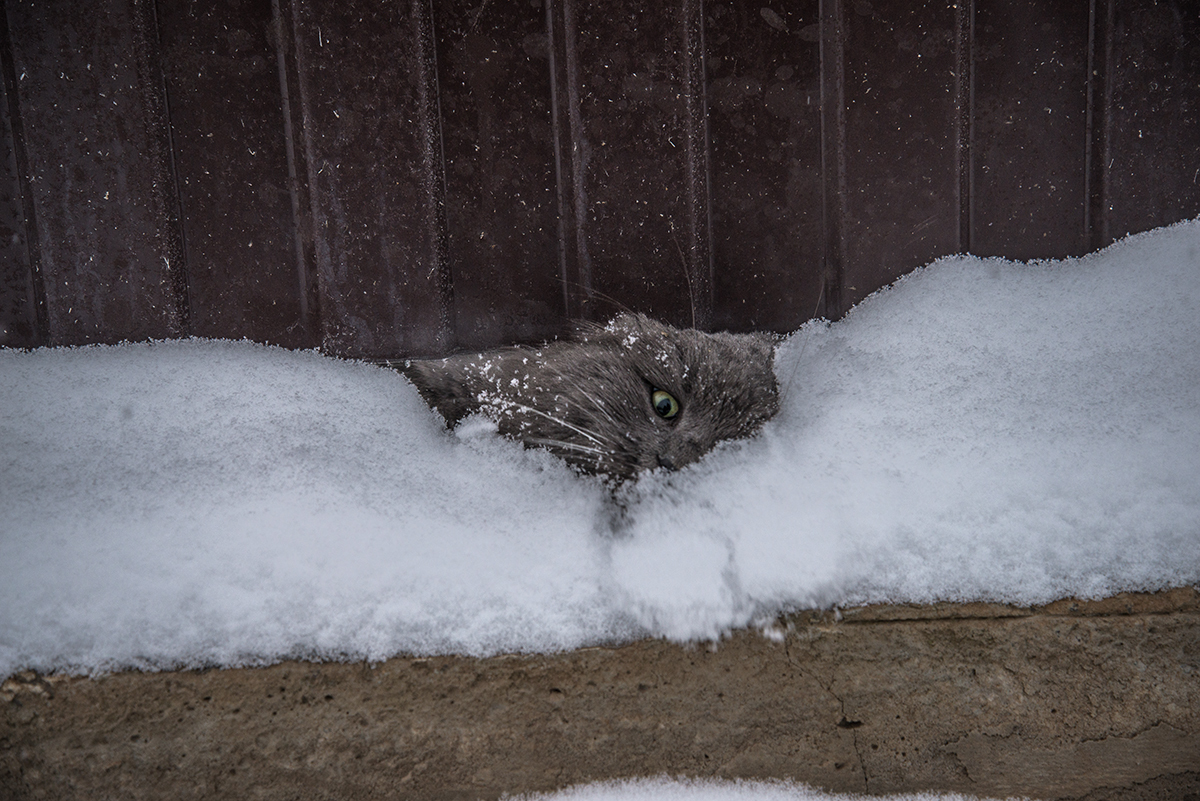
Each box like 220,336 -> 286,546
1,0 -> 1197,358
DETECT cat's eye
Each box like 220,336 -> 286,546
651,389 -> 680,419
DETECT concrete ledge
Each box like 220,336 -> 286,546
3,588 -> 1198,800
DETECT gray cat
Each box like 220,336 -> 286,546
396,313 -> 780,482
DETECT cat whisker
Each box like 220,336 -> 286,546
668,222 -> 697,330
525,438 -> 608,457
559,379 -> 620,426
498,401 -> 614,448
528,438 -> 624,477
556,278 -> 636,319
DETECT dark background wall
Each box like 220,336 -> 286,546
1,0 -> 1197,359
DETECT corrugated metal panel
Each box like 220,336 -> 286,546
708,0 -> 824,332
0,0 -> 1197,356
4,0 -> 186,346
1107,0 -> 1200,241
546,0 -> 714,331
0,4 -> 42,348
972,0 -> 1092,260
286,0 -> 454,358
158,0 -> 314,349
438,0 -> 562,350
839,0 -> 963,310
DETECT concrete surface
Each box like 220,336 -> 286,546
2,588 -> 1198,800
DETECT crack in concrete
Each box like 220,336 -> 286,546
781,635 -> 869,792
850,723 -> 869,792
1077,719 -> 1173,745
1002,664 -> 1029,697
816,681 -> 868,788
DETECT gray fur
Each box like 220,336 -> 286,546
397,313 -> 780,481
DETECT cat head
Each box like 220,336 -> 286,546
401,313 -> 780,482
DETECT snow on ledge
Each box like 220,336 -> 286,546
2,221 -> 1199,678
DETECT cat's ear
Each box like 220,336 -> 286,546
395,357 -> 481,426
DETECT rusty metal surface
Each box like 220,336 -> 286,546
0,0 -> 1197,355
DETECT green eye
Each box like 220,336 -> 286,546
651,389 -> 680,419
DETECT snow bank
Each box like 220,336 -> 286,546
507,776 -> 1008,801
614,221 -> 1200,638
2,221 -> 1199,677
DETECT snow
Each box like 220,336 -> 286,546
507,777 -> 1009,801
2,220 -> 1199,679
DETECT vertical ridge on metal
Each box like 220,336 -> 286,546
818,0 -> 845,321
131,0 -> 190,337
0,0 -> 46,348
415,0 -> 455,354
5,0 -> 188,344
955,0 -> 975,256
284,0 -> 332,350
682,0 -> 713,331
273,0 -> 318,345
546,0 -> 592,322
1084,0 -> 1114,252
284,0 -> 454,358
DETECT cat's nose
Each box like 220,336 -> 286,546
656,453 -> 676,470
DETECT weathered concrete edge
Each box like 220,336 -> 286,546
5,587 -> 1196,697
789,585 -> 1200,625
2,588 -> 1198,800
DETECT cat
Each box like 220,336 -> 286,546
394,313 -> 780,482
